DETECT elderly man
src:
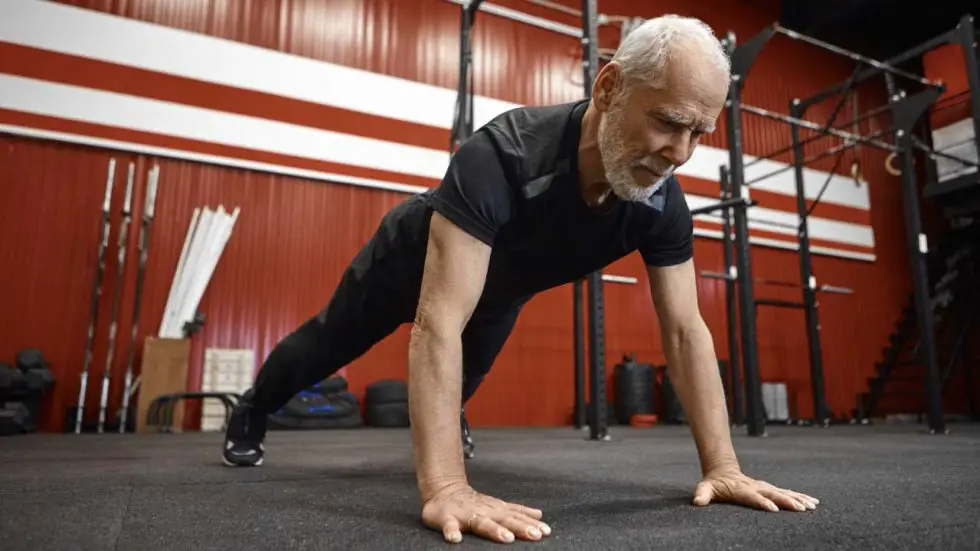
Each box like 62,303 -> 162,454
221,14 -> 819,545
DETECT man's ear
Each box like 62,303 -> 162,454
592,62 -> 622,111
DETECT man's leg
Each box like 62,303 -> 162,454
223,252 -> 418,467
458,305 -> 523,459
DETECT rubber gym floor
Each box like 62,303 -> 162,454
1,424 -> 978,551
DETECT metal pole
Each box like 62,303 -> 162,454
800,26 -> 957,110
452,3 -> 473,152
573,282 -> 586,429
789,100 -> 830,426
689,196 -> 755,215
739,104 -> 899,153
726,35 -> 766,437
898,140 -> 945,435
580,0 -> 608,441
720,166 -> 743,426
889,89 -> 946,434
743,102 -> 892,170
773,24 -> 940,88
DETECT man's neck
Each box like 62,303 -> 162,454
577,103 -> 613,207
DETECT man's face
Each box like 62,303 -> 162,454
596,54 -> 728,202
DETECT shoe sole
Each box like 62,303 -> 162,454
221,456 -> 263,467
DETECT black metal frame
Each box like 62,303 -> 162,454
572,0 -> 611,441
722,16 -> 980,436
449,0 -> 485,153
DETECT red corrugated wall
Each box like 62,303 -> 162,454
1,0 -> 929,431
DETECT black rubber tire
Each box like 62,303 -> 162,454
366,402 -> 410,427
365,379 -> 408,405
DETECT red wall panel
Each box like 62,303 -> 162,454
2,0 -> 941,431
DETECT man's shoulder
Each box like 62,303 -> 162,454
480,100 -> 587,157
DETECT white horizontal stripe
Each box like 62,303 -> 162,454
0,124 -> 431,196
1,72 -> 874,253
0,0 -> 871,213
749,205 -> 874,248
0,74 -> 450,180
0,122 -> 873,263
692,227 -> 875,263
743,155 -> 870,211
0,0 -> 494,131
686,194 -> 874,249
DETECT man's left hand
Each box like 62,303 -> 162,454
692,468 -> 819,512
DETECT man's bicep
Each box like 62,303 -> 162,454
647,259 -> 702,333
414,211 -> 492,339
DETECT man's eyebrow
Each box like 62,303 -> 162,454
652,108 -> 716,133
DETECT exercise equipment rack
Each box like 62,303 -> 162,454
718,16 -> 980,437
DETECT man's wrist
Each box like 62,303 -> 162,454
418,473 -> 469,502
700,453 -> 740,476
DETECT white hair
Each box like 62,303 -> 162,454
610,14 -> 730,90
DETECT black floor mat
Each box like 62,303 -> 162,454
1,424 -> 979,550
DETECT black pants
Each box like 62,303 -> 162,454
249,200 -> 522,415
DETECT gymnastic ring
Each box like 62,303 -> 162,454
885,152 -> 901,176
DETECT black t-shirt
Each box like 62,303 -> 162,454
423,99 -> 694,307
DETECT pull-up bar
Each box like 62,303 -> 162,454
800,16 -> 975,109
771,24 -> 942,90
742,102 -> 892,171
690,197 -> 756,216
738,104 -> 979,177
738,104 -> 899,153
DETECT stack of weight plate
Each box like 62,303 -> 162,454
267,376 -> 363,430
1,348 -> 57,436
365,379 -> 410,427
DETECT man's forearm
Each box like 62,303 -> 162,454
408,328 -> 468,501
662,320 -> 739,475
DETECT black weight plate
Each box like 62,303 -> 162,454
16,348 -> 44,371
365,379 -> 408,405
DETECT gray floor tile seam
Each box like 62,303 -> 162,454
110,486 -> 134,551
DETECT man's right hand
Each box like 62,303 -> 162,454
422,482 -> 551,544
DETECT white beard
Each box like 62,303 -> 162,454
597,103 -> 674,203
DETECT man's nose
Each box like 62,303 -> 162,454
659,133 -> 692,167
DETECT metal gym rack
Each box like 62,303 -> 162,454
454,1 -> 751,441
719,16 -> 980,437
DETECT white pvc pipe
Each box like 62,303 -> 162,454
175,207 -> 240,333
162,207 -> 217,337
159,207 -> 200,335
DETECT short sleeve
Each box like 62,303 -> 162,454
639,177 -> 695,267
429,131 -> 515,246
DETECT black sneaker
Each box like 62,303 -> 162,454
461,409 -> 475,460
222,393 -> 267,467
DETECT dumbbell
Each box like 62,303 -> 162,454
14,348 -> 56,394
0,402 -> 29,435
23,369 -> 55,393
0,363 -> 26,398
